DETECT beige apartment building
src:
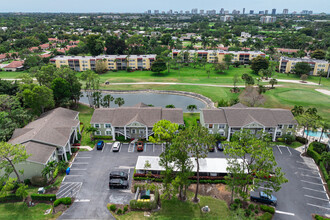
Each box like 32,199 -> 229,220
172,49 -> 266,64
50,54 -> 156,71
279,57 -> 329,75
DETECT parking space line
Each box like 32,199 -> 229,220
301,174 -> 322,179
60,183 -> 82,198
307,203 -> 330,210
277,146 -> 282,154
73,162 -> 88,165
303,187 -> 327,193
144,143 -> 147,152
215,147 -> 218,153
75,199 -> 90,202
275,210 -> 295,216
286,147 -> 292,156
298,167 -> 318,172
70,168 -> 87,170
304,195 -> 330,202
153,144 -> 155,152
301,180 -> 324,186
57,183 -> 74,195
76,157 -> 91,159
64,175 -> 82,177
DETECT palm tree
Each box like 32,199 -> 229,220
187,105 -> 197,113
101,94 -> 114,108
115,97 -> 125,107
85,126 -> 98,141
269,79 -> 278,88
318,121 -> 330,142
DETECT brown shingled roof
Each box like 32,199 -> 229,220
91,104 -> 184,126
23,141 -> 56,164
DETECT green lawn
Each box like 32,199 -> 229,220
0,70 -> 29,79
183,113 -> 200,127
76,104 -> 96,147
274,141 -> 302,148
114,192 -> 230,220
0,202 -> 60,220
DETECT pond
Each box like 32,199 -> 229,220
79,91 -> 207,112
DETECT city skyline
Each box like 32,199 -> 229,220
0,0 -> 329,13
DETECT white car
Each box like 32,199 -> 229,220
112,142 -> 121,152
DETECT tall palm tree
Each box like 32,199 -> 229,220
115,97 -> 125,107
318,121 -> 330,142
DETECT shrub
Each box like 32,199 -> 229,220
24,179 -> 31,185
307,147 -> 322,165
248,204 -> 255,210
123,205 -> 128,212
57,161 -> 69,173
320,161 -> 329,181
259,212 -> 273,220
315,215 -> 327,220
116,209 -> 122,215
282,134 -> 295,144
54,197 -> 71,207
0,194 -> 22,202
53,167 -> 59,179
277,138 -> 284,142
230,203 -> 238,210
31,193 -> 56,201
260,205 -> 275,214
94,135 -> 113,140
245,209 -> 252,216
296,136 -> 308,144
255,209 -> 259,214
31,176 -> 46,186
110,204 -> 117,212
311,142 -> 326,154
130,190 -> 159,210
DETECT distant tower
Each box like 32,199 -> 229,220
243,8 -> 245,14
272,8 -> 276,15
265,10 -> 268,15
283,9 -> 289,14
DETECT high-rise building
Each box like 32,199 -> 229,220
191,8 -> 198,14
200,10 -> 204,14
301,10 -> 308,14
243,8 -> 245,14
283,9 -> 289,14
259,11 -> 264,15
147,10 -> 151,14
272,8 -> 276,15
154,10 -> 159,14
220,8 -> 225,14
308,11 -> 313,14
224,10 -> 229,14
265,10 -> 268,15
249,10 -> 254,14
168,10 -> 173,14
185,11 -> 190,14
232,10 -> 238,15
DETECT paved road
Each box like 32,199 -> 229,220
271,146 -> 330,220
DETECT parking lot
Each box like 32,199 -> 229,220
271,145 -> 330,220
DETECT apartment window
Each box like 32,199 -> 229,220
287,132 -> 292,135
288,124 -> 293,129
105,124 -> 111,128
139,130 -> 144,134
277,124 -> 283,129
276,132 -> 282,136
218,124 -> 225,129
219,131 -> 225,136
209,124 -> 213,129
131,129 -> 136,134
95,131 -> 101,135
105,130 -> 111,135
94,124 -> 100,128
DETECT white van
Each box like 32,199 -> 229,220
112,142 -> 121,152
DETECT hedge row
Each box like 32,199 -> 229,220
258,212 -> 273,220
296,136 -> 308,144
307,146 -> 322,165
31,193 -> 56,201
0,194 -> 22,203
259,205 -> 275,214
94,135 -> 113,140
315,214 -> 328,220
130,190 -> 159,211
54,197 -> 71,207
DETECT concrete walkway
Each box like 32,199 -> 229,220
108,82 -> 281,88
76,146 -> 93,151
263,78 -> 319,85
315,89 -> 330,96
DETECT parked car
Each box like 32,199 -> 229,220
109,178 -> 129,189
250,191 -> 277,206
137,141 -> 144,152
216,141 -> 224,151
96,140 -> 104,150
109,171 -> 128,180
112,142 -> 121,152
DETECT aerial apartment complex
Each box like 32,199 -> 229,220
260,16 -> 277,23
279,57 -> 329,75
50,54 -> 156,71
172,50 -> 265,64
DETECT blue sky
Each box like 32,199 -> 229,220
1,0 -> 329,13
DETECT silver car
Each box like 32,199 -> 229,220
112,142 -> 121,152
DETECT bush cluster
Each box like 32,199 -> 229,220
296,136 -> 308,144
53,167 -> 59,179
116,209 -> 122,214
133,183 -> 157,193
54,197 -> 71,207
0,194 -> 22,202
94,135 -> 113,140
310,142 -> 326,154
259,205 -> 275,214
281,134 -> 295,144
109,204 -> 117,212
258,212 -> 273,220
31,193 -> 56,201
129,190 -> 159,211
307,146 -> 322,165
315,215 -> 328,220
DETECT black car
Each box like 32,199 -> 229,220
216,141 -> 224,151
109,171 -> 128,180
109,178 -> 129,189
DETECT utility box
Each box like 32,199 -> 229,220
140,190 -> 151,200
38,187 -> 45,194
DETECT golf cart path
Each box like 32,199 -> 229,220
315,89 -> 330,96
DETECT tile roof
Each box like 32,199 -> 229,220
91,104 -> 184,127
4,60 -> 24,68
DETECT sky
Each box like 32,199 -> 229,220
0,0 -> 329,13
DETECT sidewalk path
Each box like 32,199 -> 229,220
315,89 -> 330,96
263,78 -> 319,85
